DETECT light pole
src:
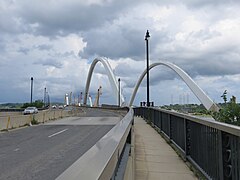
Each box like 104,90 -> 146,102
145,30 -> 150,107
118,78 -> 121,107
48,93 -> 50,107
30,77 -> 33,104
44,87 -> 46,107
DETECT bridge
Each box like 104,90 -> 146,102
0,57 -> 240,180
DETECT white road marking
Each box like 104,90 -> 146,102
14,148 -> 20,152
48,129 -> 68,138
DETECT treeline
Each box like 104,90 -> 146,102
22,100 -> 45,109
0,103 -> 23,109
161,91 -> 240,126
161,103 -> 210,115
1,100 -> 45,109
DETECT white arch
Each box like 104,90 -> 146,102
129,62 -> 219,112
83,57 -> 124,105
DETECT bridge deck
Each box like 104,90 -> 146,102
133,117 -> 197,180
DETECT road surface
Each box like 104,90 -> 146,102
0,108 -> 125,180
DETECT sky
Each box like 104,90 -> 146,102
0,0 -> 240,106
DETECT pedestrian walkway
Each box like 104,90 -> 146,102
134,117 -> 197,180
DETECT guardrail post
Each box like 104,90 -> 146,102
185,119 -> 190,159
160,111 -> 162,131
6,116 -> 11,130
43,112 -> 45,123
29,114 -> 33,126
184,118 -> 187,158
218,130 -> 224,180
146,108 -> 150,124
222,132 -> 232,179
169,114 -> 172,139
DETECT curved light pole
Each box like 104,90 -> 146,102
145,30 -> 150,107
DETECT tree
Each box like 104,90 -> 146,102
22,100 -> 44,109
221,90 -> 227,104
213,93 -> 240,126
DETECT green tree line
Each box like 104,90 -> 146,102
22,100 -> 44,109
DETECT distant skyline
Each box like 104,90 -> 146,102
0,0 -> 240,106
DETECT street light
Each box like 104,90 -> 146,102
118,78 -> 121,107
145,30 -> 150,107
30,77 -> 33,104
44,87 -> 47,107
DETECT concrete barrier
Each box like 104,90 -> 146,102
0,109 -> 73,131
56,108 -> 134,180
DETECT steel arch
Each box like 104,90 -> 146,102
129,62 -> 219,112
83,57 -> 124,105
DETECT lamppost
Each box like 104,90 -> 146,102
44,87 -> 47,107
30,77 -> 33,104
145,30 -> 150,107
47,93 -> 50,107
118,78 -> 121,107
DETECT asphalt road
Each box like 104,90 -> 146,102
0,108 -> 125,180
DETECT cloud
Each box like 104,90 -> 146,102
12,0 -> 138,37
80,4 -> 167,60
34,59 -> 63,68
18,47 -> 30,54
182,0 -> 240,8
35,44 -> 53,51
1,0 -> 240,105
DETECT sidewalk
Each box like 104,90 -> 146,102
134,117 -> 197,180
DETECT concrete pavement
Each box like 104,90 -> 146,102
0,108 -> 124,180
134,117 -> 197,180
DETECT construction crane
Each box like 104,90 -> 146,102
93,86 -> 102,107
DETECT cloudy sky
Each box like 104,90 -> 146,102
0,0 -> 240,106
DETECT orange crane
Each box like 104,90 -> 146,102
93,86 -> 102,107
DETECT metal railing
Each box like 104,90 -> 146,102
134,107 -> 240,180
56,107 -> 134,180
